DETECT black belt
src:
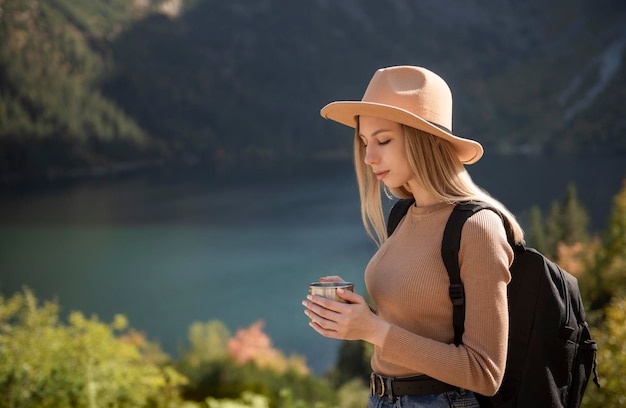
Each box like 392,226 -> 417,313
370,373 -> 462,398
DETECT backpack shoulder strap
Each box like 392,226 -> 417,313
442,201 -> 494,346
387,198 -> 415,237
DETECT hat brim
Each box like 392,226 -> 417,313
321,101 -> 483,164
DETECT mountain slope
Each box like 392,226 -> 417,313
0,0 -> 164,177
1,0 -> 625,179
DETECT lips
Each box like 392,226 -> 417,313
374,170 -> 389,180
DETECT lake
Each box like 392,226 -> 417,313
0,155 -> 624,375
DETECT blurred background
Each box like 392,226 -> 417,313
1,0 -> 625,406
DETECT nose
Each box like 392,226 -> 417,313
364,145 -> 379,166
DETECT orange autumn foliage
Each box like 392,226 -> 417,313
227,320 -> 309,375
555,238 -> 600,278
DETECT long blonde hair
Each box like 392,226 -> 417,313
353,121 -> 525,247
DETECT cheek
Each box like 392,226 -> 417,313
386,148 -> 414,186
398,161 -> 414,183
393,146 -> 412,173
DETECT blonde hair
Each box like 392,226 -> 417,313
353,121 -> 524,247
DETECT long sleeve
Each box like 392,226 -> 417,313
365,205 -> 513,396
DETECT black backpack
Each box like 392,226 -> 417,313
387,199 -> 600,408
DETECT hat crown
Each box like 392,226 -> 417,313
362,66 -> 453,131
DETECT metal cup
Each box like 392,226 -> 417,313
308,281 -> 354,303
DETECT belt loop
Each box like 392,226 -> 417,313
385,376 -> 395,402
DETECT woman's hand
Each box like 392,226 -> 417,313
302,288 -> 389,347
318,275 -> 345,283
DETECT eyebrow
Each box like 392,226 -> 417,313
358,128 -> 392,139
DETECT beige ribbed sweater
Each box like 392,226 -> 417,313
365,203 -> 513,396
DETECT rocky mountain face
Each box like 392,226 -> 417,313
2,0 -> 625,177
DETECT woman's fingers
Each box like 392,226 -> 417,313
302,294 -> 364,339
304,308 -> 337,335
319,275 -> 344,282
303,295 -> 342,317
303,291 -> 387,344
303,295 -> 343,329
309,319 -> 339,337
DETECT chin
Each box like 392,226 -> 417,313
382,181 -> 402,189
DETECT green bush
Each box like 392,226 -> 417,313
0,289 -> 355,407
176,320 -> 339,408
0,288 -> 187,407
582,296 -> 626,407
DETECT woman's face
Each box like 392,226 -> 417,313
358,116 -> 415,189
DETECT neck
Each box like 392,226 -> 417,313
406,181 -> 441,207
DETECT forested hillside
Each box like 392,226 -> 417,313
1,0 -> 625,180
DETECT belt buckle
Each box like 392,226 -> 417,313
370,373 -> 386,397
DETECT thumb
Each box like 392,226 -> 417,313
336,288 -> 361,303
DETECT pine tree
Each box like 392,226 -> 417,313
331,340 -> 372,387
560,183 -> 590,245
527,205 -> 547,252
584,179 -> 626,310
540,183 -> 590,259
543,201 -> 563,259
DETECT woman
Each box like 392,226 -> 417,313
302,66 -> 524,407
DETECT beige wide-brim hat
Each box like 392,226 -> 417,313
320,65 -> 483,164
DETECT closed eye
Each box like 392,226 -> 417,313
361,139 -> 390,148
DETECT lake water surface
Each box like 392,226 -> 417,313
0,155 -> 624,374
